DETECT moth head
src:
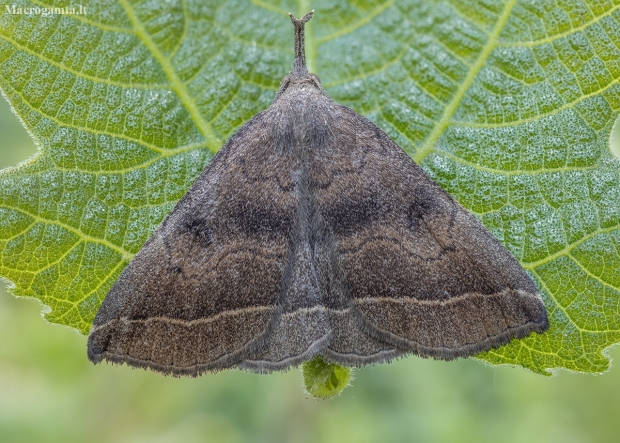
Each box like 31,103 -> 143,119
276,71 -> 323,95
273,11 -> 324,101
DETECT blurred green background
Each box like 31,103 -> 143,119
2,97 -> 620,443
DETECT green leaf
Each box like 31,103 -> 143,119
1,0 -> 619,375
302,356 -> 352,399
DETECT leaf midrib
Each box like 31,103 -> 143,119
118,0 -> 222,153
413,0 -> 519,164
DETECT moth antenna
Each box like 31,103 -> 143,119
289,10 -> 314,76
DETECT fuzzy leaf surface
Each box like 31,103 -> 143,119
1,0 -> 620,374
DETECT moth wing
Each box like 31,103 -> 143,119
87,112 -> 296,375
313,106 -> 548,361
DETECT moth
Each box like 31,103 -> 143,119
88,12 -> 548,376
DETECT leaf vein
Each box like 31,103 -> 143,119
0,34 -> 167,90
0,204 -> 132,261
525,224 -> 620,268
455,77 -> 619,128
414,0 -> 519,164
118,0 -> 221,153
497,4 -> 620,48
316,0 -> 395,44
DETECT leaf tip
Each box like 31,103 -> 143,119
301,356 -> 352,399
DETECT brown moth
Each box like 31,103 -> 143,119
87,12 -> 548,376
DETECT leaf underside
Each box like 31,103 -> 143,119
1,0 -> 619,375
